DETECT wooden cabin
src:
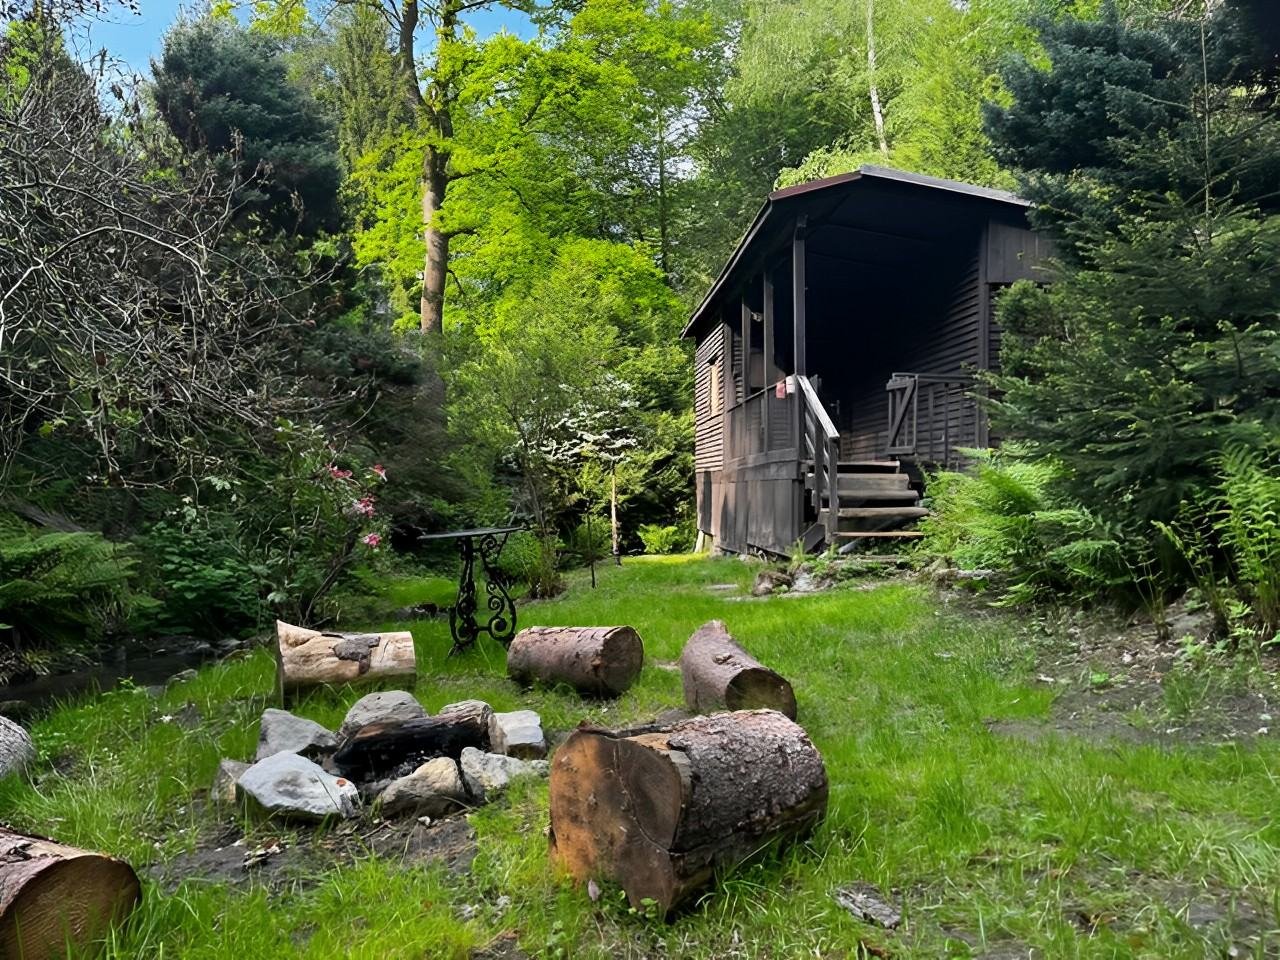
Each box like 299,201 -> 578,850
685,165 -> 1051,556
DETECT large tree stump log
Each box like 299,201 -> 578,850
276,620 -> 416,694
331,714 -> 490,782
506,626 -> 643,697
0,830 -> 141,960
549,709 -> 828,913
679,620 -> 797,719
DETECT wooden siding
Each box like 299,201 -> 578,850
839,250 -> 984,462
985,220 -> 1051,284
694,326 -> 725,473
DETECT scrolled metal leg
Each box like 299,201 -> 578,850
477,532 -> 517,647
449,537 -> 481,655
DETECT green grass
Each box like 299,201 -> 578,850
3,557 -> 1279,958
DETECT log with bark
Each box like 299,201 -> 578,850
549,709 -> 828,913
331,714 -> 490,783
679,620 -> 797,719
276,620 -> 416,694
0,829 -> 141,960
506,626 -> 643,697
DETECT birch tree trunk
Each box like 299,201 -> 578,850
866,0 -> 889,157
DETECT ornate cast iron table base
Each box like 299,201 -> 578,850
420,526 -> 520,656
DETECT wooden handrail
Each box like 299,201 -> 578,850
796,375 -> 838,442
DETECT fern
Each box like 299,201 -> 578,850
1214,445 -> 1280,640
918,449 -> 1131,605
0,518 -> 136,666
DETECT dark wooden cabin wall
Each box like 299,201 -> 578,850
694,325 -> 725,473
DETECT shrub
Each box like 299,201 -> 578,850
917,450 -> 1130,605
638,522 -> 690,555
136,505 -> 260,638
494,531 -> 563,599
562,519 -> 610,568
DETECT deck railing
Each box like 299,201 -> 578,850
885,372 -> 979,469
797,375 -> 840,545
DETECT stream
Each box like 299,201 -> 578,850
0,638 -> 242,718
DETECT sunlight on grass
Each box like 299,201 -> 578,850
2,556 -> 1278,958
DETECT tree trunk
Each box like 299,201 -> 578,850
507,626 -> 644,697
0,829 -> 141,960
276,621 -> 416,694
331,713 -> 490,782
680,620 -> 797,719
549,710 -> 828,913
866,0 -> 889,157
610,467 -> 621,566
420,154 -> 450,335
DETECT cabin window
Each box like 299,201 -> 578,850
708,357 -> 723,417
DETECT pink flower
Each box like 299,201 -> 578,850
353,496 -> 376,518
362,532 -> 382,548
371,463 -> 387,481
328,464 -> 353,480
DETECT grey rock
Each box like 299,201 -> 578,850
236,751 -> 360,821
256,708 -> 338,761
211,758 -> 250,805
489,710 -> 546,760
0,715 -> 35,779
833,883 -> 902,929
378,757 -> 468,817
459,747 -> 548,802
167,668 -> 198,687
752,568 -> 793,597
338,690 -> 427,739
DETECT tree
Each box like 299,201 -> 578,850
0,19 -> 324,488
152,17 -> 342,235
984,0 -> 1280,529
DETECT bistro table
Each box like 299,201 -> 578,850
419,526 -> 522,655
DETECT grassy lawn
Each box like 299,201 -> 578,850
2,556 -> 1278,958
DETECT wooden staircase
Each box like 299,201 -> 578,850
829,460 -> 926,543
795,375 -> 928,553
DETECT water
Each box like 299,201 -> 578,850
0,639 -> 234,718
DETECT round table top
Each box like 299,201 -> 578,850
417,526 -> 522,541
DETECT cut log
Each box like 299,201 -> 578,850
506,626 -> 643,697
679,620 -> 796,720
276,620 -> 416,694
0,829 -> 141,960
331,714 -> 490,782
549,709 -> 828,913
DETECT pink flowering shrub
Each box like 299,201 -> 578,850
247,422 -> 391,623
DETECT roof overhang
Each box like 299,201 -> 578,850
681,165 -> 1030,339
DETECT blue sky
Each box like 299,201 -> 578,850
72,1 -> 535,76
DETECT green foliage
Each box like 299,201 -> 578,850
152,17 -> 341,233
637,522 -> 690,555
917,451 -> 1130,605
1213,446 -> 1280,641
493,532 -> 564,599
136,506 -> 260,638
0,517 -> 137,677
562,518 -> 611,568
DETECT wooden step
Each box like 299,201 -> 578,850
826,488 -> 920,502
837,473 -> 913,489
838,506 -> 929,520
834,530 -> 926,539
837,460 -> 901,473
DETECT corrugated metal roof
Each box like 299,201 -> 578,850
681,165 -> 1028,338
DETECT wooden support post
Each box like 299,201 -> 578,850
762,272 -> 773,451
792,218 -> 807,378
